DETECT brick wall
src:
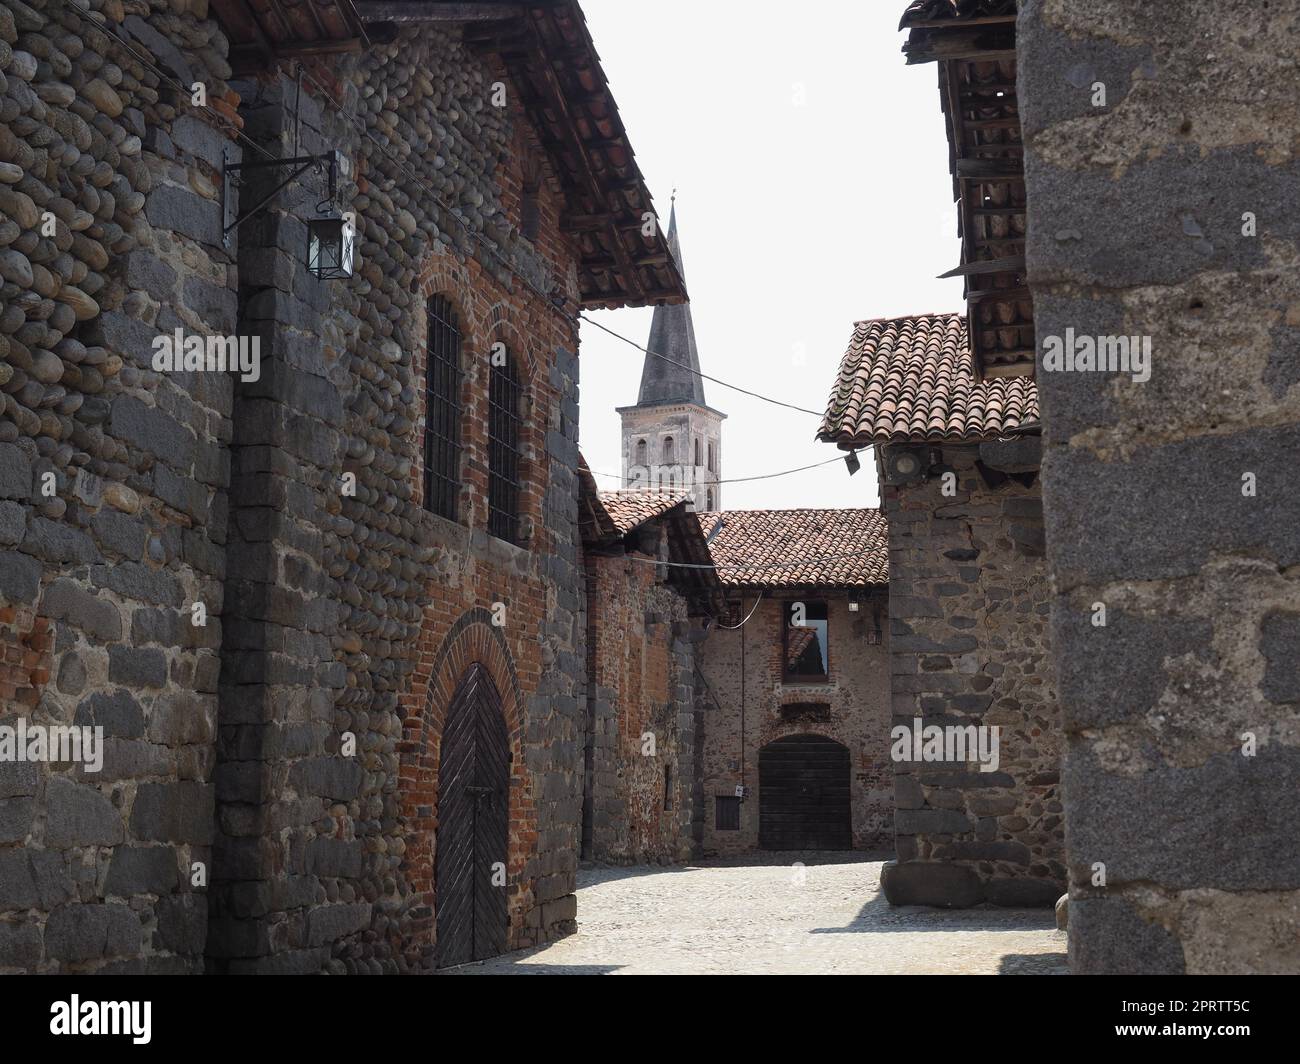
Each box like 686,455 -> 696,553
582,531 -> 696,864
0,6 -> 589,973
880,439 -> 1064,907
1019,0 -> 1300,972
209,27 -> 586,972
697,593 -> 891,855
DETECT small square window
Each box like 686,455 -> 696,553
715,795 -> 741,831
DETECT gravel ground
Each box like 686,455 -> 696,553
446,853 -> 1068,975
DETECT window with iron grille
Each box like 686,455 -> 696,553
424,295 -> 462,520
488,347 -> 524,544
715,795 -> 740,831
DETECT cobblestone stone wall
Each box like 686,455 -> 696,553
0,4 -> 589,973
697,593 -> 891,855
1019,0 -> 1300,972
0,0 -> 238,974
880,440 -> 1064,907
582,541 -> 696,865
212,27 -> 586,972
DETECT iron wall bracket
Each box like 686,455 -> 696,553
221,148 -> 340,250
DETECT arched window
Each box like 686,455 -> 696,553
663,436 -> 674,465
425,295 -> 462,520
488,345 -> 523,544
635,438 -> 647,466
707,441 -> 715,473
706,488 -> 714,510
694,437 -> 702,466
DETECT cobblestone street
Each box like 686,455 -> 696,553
449,855 -> 1068,975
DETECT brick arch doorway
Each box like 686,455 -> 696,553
436,663 -> 510,968
758,735 -> 852,850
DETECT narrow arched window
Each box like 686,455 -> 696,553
706,488 -> 714,511
707,441 -> 715,473
694,437 -> 702,466
663,436 -> 674,465
635,438 -> 647,466
425,294 -> 462,520
488,345 -> 523,544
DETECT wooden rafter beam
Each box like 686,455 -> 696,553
982,360 -> 1037,378
353,2 -> 525,22
939,255 -> 1025,279
905,15 -> 1017,29
956,158 -> 1024,179
967,286 -> 1031,303
522,18 -> 643,301
904,27 -> 1016,65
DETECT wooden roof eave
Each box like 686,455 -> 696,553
461,3 -> 686,311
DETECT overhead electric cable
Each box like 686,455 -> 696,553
586,451 -> 851,488
73,7 -> 839,428
580,314 -> 828,419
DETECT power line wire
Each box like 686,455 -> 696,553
586,450 -> 852,488
296,67 -> 839,428
295,64 -> 572,318
56,0 -> 280,165
713,590 -> 765,629
77,7 -> 835,430
580,314 -> 828,419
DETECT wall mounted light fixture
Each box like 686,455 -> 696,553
221,148 -> 354,280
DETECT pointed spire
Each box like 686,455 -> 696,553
637,199 -> 706,406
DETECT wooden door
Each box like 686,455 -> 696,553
759,735 -> 852,850
435,664 -> 510,967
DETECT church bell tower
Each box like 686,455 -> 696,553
616,200 -> 726,511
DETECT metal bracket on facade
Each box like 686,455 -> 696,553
221,147 -> 340,250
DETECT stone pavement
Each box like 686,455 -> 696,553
447,853 -> 1068,975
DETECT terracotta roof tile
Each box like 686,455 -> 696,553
695,509 -> 888,589
597,489 -> 691,536
818,313 -> 1039,445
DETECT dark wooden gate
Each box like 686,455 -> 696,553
435,663 -> 510,968
758,734 -> 852,850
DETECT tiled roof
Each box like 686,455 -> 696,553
695,510 -> 888,589
818,313 -> 1039,445
597,490 -> 692,536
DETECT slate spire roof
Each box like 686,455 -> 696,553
636,203 -> 708,407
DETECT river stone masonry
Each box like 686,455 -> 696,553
0,0 -> 239,974
1,0 -> 620,973
880,439 -> 1065,907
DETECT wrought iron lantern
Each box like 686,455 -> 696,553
307,207 -> 354,280
222,147 -> 354,280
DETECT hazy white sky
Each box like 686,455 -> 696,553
577,0 -> 966,511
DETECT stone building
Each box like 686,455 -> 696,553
576,463 -> 720,864
617,205 -> 725,512
694,509 -> 891,856
1014,0 -> 1300,973
850,0 -> 1299,973
819,316 -> 1061,906
0,0 -> 683,973
821,0 -> 1064,909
